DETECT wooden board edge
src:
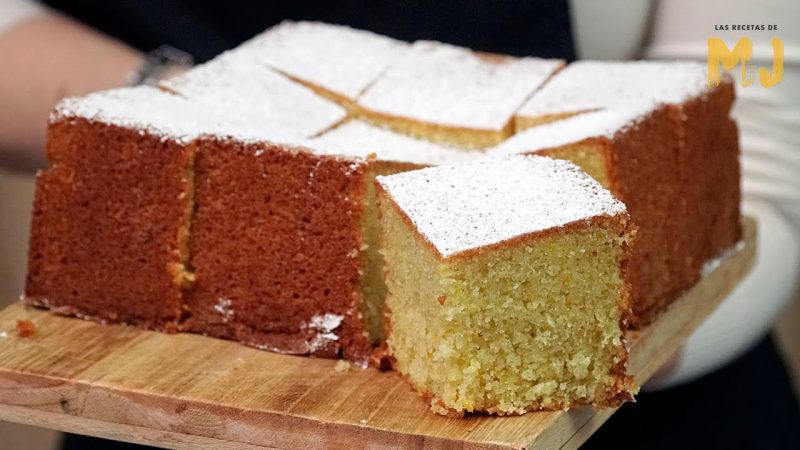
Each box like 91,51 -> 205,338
0,403 -> 274,450
0,369 -> 511,450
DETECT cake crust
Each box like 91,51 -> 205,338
26,117 -> 195,331
186,138 -> 373,363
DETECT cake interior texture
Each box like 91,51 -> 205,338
379,199 -> 634,414
358,162 -> 424,342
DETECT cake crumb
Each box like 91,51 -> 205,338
15,319 -> 37,337
334,360 -> 352,372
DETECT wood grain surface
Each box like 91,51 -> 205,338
0,219 -> 756,449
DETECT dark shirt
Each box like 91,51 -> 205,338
41,0 -> 575,63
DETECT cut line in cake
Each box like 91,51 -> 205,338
160,49 -> 348,139
240,21 -> 409,107
356,40 -> 563,148
514,60 -> 729,130
307,120 -> 481,167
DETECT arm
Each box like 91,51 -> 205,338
0,12 -> 145,171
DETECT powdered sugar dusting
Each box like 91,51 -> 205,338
702,240 -> 745,277
242,21 -> 408,99
490,105 -> 654,156
52,86 -> 302,144
308,313 -> 343,335
307,121 -> 481,166
377,155 -> 627,257
359,41 -> 562,130
214,297 -> 234,322
161,50 -> 346,138
305,313 -> 343,352
517,60 -> 709,118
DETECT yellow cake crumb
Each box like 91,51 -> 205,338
334,360 -> 352,372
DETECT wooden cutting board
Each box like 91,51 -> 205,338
0,219 -> 755,450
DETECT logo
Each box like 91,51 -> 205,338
707,37 -> 784,88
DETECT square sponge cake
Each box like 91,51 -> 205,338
376,155 -> 636,415
357,40 -> 562,148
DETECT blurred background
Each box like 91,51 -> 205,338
1,0 -> 798,448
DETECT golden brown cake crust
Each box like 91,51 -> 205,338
25,118 -> 194,331
627,82 -> 740,326
186,138 -> 372,363
635,84 -> 741,325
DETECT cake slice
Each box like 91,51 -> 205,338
376,156 -> 636,415
514,60 -> 733,130
160,49 -> 347,138
241,21 -> 408,107
24,86 -> 269,330
357,40 -> 562,148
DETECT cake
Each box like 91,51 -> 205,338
24,87 -> 268,331
26,24 -> 742,392
356,40 -> 563,148
376,155 -> 636,415
25,85 -> 371,360
491,105 -> 696,324
242,21 -> 408,107
505,61 -> 741,325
